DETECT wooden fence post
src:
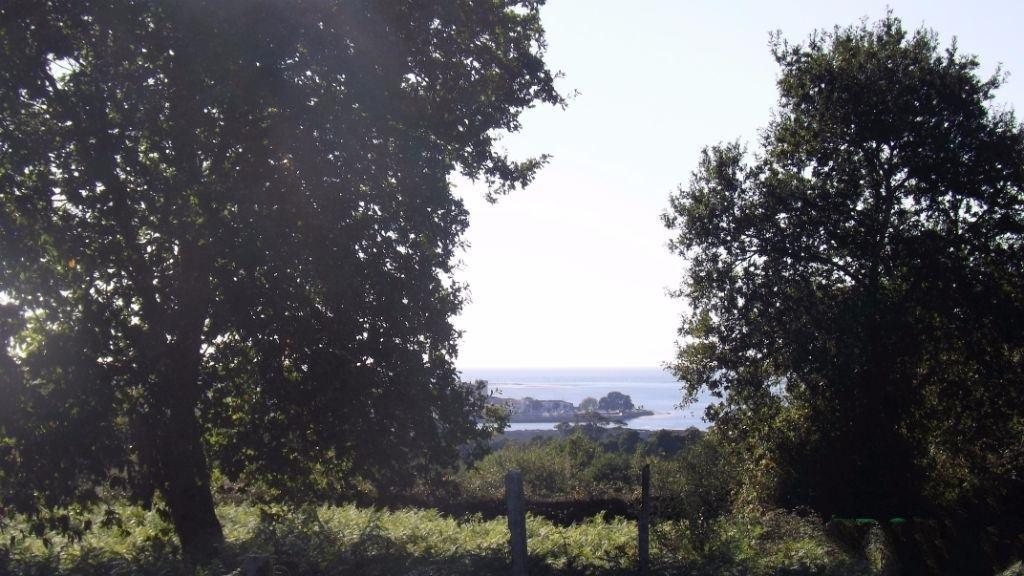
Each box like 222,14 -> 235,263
243,555 -> 272,576
638,464 -> 650,575
506,469 -> 528,576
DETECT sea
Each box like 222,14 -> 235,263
458,367 -> 713,431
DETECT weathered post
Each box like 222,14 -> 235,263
243,555 -> 272,576
638,464 -> 651,575
506,469 -> 528,576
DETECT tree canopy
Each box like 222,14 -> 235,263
597,391 -> 634,412
0,0 -> 561,560
664,14 -> 1024,534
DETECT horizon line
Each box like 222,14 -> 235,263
457,365 -> 671,370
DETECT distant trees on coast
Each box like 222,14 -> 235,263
597,391 -> 635,412
489,390 -> 649,422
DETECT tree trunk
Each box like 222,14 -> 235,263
148,256 -> 225,563
155,401 -> 225,563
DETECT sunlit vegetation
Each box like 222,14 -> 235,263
2,503 -> 884,576
1,2 -> 1021,574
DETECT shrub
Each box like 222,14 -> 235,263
651,434 -> 738,554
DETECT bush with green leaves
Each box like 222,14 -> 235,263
650,433 -> 738,555
458,433 -> 637,501
457,428 -> 711,503
0,503 -> 642,576
0,502 -> 887,576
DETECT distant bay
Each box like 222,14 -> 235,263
458,367 -> 713,431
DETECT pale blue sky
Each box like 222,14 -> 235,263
453,0 -> 1024,369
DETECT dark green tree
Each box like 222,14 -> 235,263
664,15 -> 1023,565
653,433 -> 736,556
579,396 -> 599,412
0,0 -> 561,560
597,391 -> 634,412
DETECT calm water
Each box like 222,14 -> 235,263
458,367 -> 713,431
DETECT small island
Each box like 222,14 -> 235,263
487,390 -> 654,423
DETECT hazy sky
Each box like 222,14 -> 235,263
453,0 -> 1024,369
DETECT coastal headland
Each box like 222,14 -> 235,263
486,389 -> 654,423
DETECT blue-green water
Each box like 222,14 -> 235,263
458,367 -> 712,431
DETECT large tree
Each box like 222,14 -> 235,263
0,0 -> 561,560
664,15 -> 1023,565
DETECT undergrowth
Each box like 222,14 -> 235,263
1,503 -> 877,576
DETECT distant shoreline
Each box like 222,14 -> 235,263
507,408 -> 654,424
464,369 -> 709,431
494,427 -> 702,444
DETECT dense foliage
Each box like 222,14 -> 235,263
664,15 -> 1024,572
0,501 -> 894,576
1,444 -> 889,576
458,429 -> 669,501
0,0 -> 561,559
1,425 -> 1004,575
597,391 -> 635,412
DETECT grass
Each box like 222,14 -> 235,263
1,503 -> 879,576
